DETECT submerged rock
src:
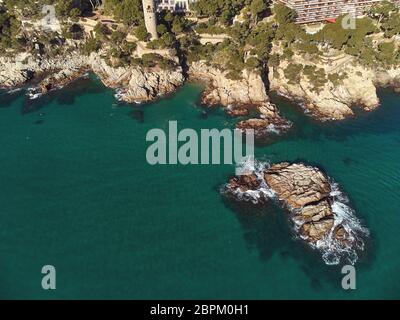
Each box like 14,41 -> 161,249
223,161 -> 369,265
235,104 -> 292,139
225,106 -> 251,117
37,67 -> 89,95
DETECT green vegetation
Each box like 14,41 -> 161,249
135,23 -> 149,41
141,53 -> 178,71
302,65 -> 328,93
195,23 -> 226,35
81,36 -> 102,55
93,22 -> 110,39
1,0 -> 399,80
328,72 -> 348,86
191,0 -> 249,25
147,33 -> 176,49
250,0 -> 268,22
0,8 -> 21,50
284,63 -> 303,85
284,63 -> 332,93
103,0 -> 143,26
273,2 -> 297,25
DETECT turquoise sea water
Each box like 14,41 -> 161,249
0,76 -> 399,299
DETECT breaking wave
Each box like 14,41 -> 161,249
26,87 -> 43,100
266,124 -> 282,135
114,88 -> 126,102
7,88 -> 22,94
223,158 -> 276,205
313,182 -> 369,265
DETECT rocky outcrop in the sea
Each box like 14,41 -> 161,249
39,67 -> 90,93
0,52 -> 88,89
269,51 -> 400,121
235,104 -> 292,139
223,161 -> 369,265
0,51 -> 184,103
188,63 -> 292,138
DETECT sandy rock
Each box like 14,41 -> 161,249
227,174 -> 261,192
264,163 -> 331,209
300,219 -> 335,242
225,105 -> 252,117
189,61 -> 269,107
269,51 -> 400,121
38,67 -> 89,93
89,52 -> 185,103
295,200 -> 333,223
236,116 -> 291,139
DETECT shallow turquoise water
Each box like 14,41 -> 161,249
0,76 -> 399,299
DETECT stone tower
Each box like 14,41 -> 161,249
142,0 -> 158,40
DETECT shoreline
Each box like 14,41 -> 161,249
2,51 -> 400,124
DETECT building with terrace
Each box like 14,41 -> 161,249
276,0 -> 399,24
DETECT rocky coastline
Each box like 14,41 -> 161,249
0,52 -> 292,138
189,61 -> 292,138
269,52 -> 400,121
1,47 -> 400,125
0,51 -> 185,104
189,61 -> 270,108
234,104 -> 292,139
223,161 -> 369,265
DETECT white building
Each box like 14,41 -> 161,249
155,0 -> 197,12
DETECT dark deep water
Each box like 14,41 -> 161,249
0,77 -> 399,299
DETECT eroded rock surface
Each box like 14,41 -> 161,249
189,61 -> 270,107
269,50 -> 400,121
0,51 -> 184,104
264,163 -> 331,209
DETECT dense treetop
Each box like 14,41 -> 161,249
0,0 -> 399,72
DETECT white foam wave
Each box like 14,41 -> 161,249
308,181 -> 369,265
114,88 -> 125,102
224,158 -> 276,204
26,87 -> 43,100
266,124 -> 281,135
7,88 -> 22,94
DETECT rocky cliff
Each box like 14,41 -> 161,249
0,51 -> 184,104
89,53 -> 184,103
269,52 -> 400,121
189,61 -> 269,107
0,52 -> 88,88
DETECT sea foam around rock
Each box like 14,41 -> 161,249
222,159 -> 369,265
